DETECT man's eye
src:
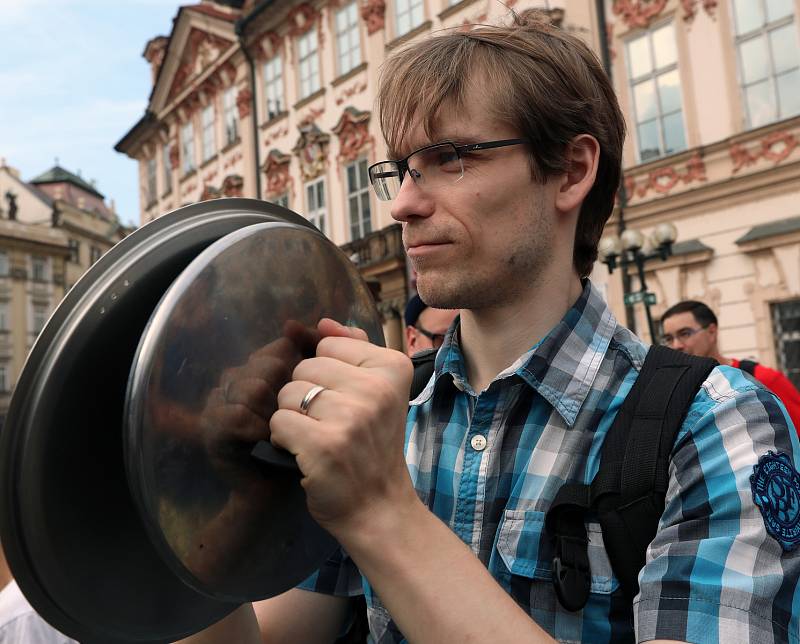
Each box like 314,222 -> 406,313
437,152 -> 460,169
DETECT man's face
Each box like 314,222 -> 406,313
389,84 -> 558,311
661,311 -> 716,357
405,306 -> 458,356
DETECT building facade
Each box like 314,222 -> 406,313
117,0 -> 800,383
0,162 -> 129,426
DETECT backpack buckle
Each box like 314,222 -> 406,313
552,534 -> 591,612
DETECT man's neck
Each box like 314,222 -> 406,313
459,273 -> 584,393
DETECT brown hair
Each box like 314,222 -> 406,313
376,11 -> 626,278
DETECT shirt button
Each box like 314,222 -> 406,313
470,435 -> 487,451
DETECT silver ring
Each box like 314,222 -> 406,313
299,385 -> 326,415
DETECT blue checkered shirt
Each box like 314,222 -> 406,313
299,280 -> 800,643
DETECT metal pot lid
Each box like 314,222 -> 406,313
125,222 -> 384,602
0,199 -> 316,643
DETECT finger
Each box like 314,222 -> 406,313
291,356 -> 371,392
317,318 -> 369,342
269,408 -> 317,458
277,379 -> 339,417
315,337 -> 412,390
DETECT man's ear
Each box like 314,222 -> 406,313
707,322 -> 718,343
405,325 -> 417,353
554,134 -> 600,215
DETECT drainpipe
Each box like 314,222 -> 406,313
595,0 -> 636,332
235,17 -> 263,199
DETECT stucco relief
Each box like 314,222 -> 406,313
169,143 -> 180,170
681,0 -> 718,22
612,0 -> 667,30
168,29 -> 233,100
730,130 -> 799,174
625,151 -> 707,199
263,149 -> 294,199
360,0 -> 386,35
335,81 -> 368,106
293,125 -> 330,181
333,108 -> 373,164
236,86 -> 253,119
258,32 -> 285,60
288,3 -> 322,38
222,174 -> 244,197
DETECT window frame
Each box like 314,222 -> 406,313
335,1 -> 362,76
297,29 -> 321,99
772,298 -> 800,390
201,103 -> 217,162
304,177 -> 326,236
346,158 -> 372,241
0,301 -> 8,332
0,363 -> 8,393
395,0 -> 425,37
263,55 -> 285,121
162,142 -> 172,194
146,156 -> 157,204
223,87 -> 239,146
0,251 -> 8,277
625,20 -> 687,163
181,120 -> 196,175
31,256 -> 48,283
732,0 -> 800,128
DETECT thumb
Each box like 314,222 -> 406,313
317,317 -> 370,342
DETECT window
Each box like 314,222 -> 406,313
31,303 -> 47,335
298,29 -> 321,99
395,0 -> 424,37
163,142 -> 172,194
202,104 -> 216,162
772,299 -> 800,390
336,2 -> 361,75
733,0 -> 800,128
275,193 -> 290,209
146,156 -> 157,204
181,120 -> 196,174
0,252 -> 8,276
0,363 -> 8,393
0,301 -> 8,331
347,159 -> 372,240
626,22 -> 686,162
31,256 -> 47,282
305,178 -> 326,235
68,239 -> 80,264
223,87 -> 238,146
90,246 -> 102,265
263,56 -> 285,121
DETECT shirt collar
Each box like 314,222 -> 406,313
410,280 -> 618,427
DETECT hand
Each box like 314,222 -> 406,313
198,320 -> 319,484
269,318 -> 416,538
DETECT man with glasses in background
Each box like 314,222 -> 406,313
403,293 -> 457,357
662,299 -> 800,435
185,11 -> 800,644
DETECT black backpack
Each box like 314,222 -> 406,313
409,344 -> 716,612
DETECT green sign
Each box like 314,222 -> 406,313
624,291 -> 657,306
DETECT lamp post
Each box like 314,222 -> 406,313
598,222 -> 678,343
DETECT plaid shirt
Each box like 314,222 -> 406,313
300,280 -> 800,644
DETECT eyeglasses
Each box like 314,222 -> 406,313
660,326 -> 708,346
415,324 -> 447,349
368,138 -> 530,201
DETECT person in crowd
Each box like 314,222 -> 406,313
187,11 -> 800,643
661,299 -> 800,434
0,544 -> 77,643
403,293 -> 458,357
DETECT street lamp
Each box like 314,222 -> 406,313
599,222 -> 678,342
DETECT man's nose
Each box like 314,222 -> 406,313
390,173 -> 435,223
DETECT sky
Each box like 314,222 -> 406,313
0,0 -> 186,226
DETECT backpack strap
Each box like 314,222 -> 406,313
545,345 -> 716,611
410,348 -> 438,401
739,359 -> 758,376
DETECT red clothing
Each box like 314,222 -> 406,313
731,358 -> 800,436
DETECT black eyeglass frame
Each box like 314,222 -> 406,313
414,324 -> 447,348
368,138 -> 531,196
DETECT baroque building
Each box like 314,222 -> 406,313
0,161 -> 129,427
116,0 -> 800,384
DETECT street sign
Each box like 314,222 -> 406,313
624,291 -> 657,306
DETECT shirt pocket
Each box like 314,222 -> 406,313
491,508 -> 620,595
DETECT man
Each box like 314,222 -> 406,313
191,12 -> 800,643
661,299 -> 800,434
403,293 -> 458,356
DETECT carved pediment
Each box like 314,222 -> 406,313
332,107 -> 373,164
165,28 -> 234,105
293,125 -> 330,181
